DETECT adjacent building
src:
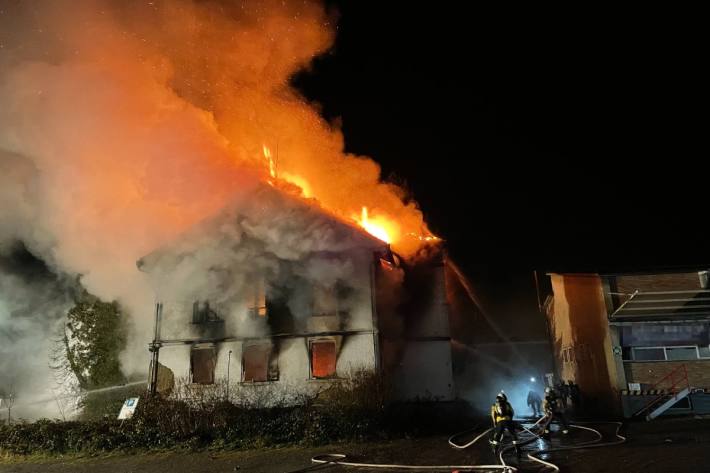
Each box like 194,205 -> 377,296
545,268 -> 710,417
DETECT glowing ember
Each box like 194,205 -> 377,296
407,232 -> 441,242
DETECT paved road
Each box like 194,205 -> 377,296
0,437 -> 487,473
4,418 -> 710,473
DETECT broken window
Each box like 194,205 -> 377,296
248,278 -> 268,318
190,345 -> 216,384
242,344 -> 278,382
310,339 -> 337,379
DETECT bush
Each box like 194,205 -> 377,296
0,372 -> 475,457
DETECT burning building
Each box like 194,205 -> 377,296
0,0 -> 500,416
136,182 -> 456,403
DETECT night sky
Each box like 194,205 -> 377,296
293,3 -> 704,336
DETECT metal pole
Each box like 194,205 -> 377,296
227,350 -> 232,401
149,302 -> 163,396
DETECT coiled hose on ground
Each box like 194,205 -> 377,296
294,416 -> 626,472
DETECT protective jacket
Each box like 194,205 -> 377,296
491,401 -> 514,424
543,394 -> 562,414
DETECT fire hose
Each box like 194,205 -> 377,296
292,417 -> 626,472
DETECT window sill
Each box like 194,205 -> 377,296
308,377 -> 342,382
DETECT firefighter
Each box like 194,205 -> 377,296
542,387 -> 569,437
490,392 -> 518,446
527,389 -> 542,417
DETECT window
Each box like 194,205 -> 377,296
192,301 -> 223,324
632,347 -> 666,361
665,346 -> 699,361
310,339 -> 337,379
242,344 -> 278,382
313,285 -> 339,317
190,345 -> 216,384
626,345 -> 704,361
311,283 -> 349,317
247,279 -> 267,318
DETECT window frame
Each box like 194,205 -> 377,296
240,342 -> 279,383
190,344 -> 217,385
625,345 -> 702,362
308,338 -> 338,380
247,279 -> 268,319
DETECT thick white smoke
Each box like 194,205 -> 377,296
0,0 -> 424,418
0,246 -> 80,419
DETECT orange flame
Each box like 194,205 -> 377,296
357,206 -> 395,244
262,142 -> 437,250
262,144 -> 276,179
280,171 -> 312,198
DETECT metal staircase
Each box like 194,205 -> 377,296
645,387 -> 690,420
634,364 -> 690,421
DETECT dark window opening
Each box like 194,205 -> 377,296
310,340 -> 337,379
191,345 -> 216,384
242,344 -> 278,382
192,301 -> 223,324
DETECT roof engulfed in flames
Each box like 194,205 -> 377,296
260,145 -> 438,251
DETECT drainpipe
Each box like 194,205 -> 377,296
227,350 -> 232,401
370,251 -> 381,373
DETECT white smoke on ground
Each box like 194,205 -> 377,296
0,245 -> 81,420
0,0 -> 420,418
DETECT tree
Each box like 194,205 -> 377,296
63,296 -> 126,390
0,389 -> 15,425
